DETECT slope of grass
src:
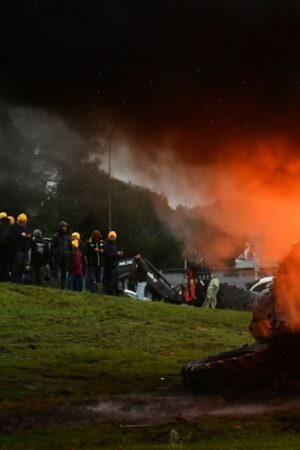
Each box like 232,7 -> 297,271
0,283 -> 252,407
1,284 -> 300,449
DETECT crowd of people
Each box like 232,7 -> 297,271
0,212 -> 149,299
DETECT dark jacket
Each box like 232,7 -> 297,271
0,220 -> 11,250
103,239 -> 119,268
78,239 -> 86,257
51,231 -> 70,261
9,223 -> 31,253
133,258 -> 148,282
31,237 -> 50,266
85,238 -> 104,267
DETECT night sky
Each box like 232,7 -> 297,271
2,1 -> 300,258
2,0 -> 300,155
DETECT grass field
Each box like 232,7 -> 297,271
1,283 -> 300,449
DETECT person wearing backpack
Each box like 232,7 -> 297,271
30,229 -> 50,286
85,230 -> 104,293
50,221 -> 70,289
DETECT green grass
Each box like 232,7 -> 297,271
3,419 -> 300,450
0,284 -> 251,405
0,283 -> 300,449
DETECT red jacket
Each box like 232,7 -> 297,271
70,249 -> 83,275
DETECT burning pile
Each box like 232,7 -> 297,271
182,241 -> 300,393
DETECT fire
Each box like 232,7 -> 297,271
125,132 -> 300,328
180,136 -> 300,330
275,242 -> 300,331
168,136 -> 300,265
149,135 -> 300,329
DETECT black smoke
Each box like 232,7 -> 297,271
1,1 -> 300,152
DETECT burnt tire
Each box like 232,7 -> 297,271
182,343 -> 273,392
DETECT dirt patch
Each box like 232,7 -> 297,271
1,389 -> 300,432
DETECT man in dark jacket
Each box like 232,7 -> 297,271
133,252 -> 148,300
102,230 -> 123,296
50,221 -> 70,289
30,229 -> 50,286
0,212 -> 11,281
9,213 -> 31,283
85,230 -> 104,293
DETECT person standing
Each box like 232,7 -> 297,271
0,213 -> 11,281
69,231 -> 85,290
50,221 -> 70,289
71,232 -> 85,255
237,242 -> 256,261
102,231 -> 123,296
85,230 -> 104,293
133,252 -> 148,300
69,239 -> 84,291
7,216 -> 15,225
9,213 -> 31,283
30,229 -> 50,286
202,277 -> 220,308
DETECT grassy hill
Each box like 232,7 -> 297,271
0,284 -> 300,449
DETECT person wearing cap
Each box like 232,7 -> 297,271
50,221 -> 71,289
68,231 -> 86,290
30,229 -> 50,286
102,230 -> 123,295
9,213 -> 31,283
0,212 -> 11,281
133,252 -> 148,300
85,230 -> 104,293
71,232 -> 86,259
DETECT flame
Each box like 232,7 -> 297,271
121,132 -> 300,329
275,242 -> 300,331
176,136 -> 300,329
138,134 -> 300,329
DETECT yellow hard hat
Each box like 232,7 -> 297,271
108,230 -> 117,240
0,212 -> 7,219
7,216 -> 15,224
71,232 -> 80,240
17,213 -> 27,222
72,239 -> 79,248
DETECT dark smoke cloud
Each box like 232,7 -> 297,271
1,0 -> 300,155
0,101 -> 98,214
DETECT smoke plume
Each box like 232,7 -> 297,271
2,2 -> 300,265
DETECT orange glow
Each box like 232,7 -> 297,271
275,242 -> 300,331
180,137 -> 300,264
153,137 -> 300,270
157,136 -> 300,329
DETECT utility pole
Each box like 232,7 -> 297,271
108,135 -> 112,231
99,123 -> 114,231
